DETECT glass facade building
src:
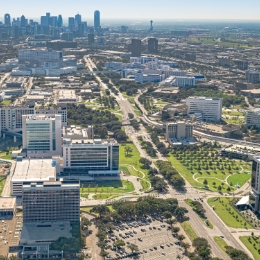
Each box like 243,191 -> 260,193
22,114 -> 62,158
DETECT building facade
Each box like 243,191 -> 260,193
0,105 -> 67,136
246,70 -> 260,84
22,181 -> 80,223
166,122 -> 193,140
131,39 -> 142,57
62,139 -> 119,175
148,38 -> 158,53
186,97 -> 222,121
245,108 -> 260,127
22,114 -> 62,158
250,157 -> 260,213
94,10 -> 100,31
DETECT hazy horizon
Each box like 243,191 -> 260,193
1,0 -> 260,25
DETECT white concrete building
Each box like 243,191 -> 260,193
186,97 -> 222,121
135,71 -> 162,83
11,158 -> 56,196
245,108 -> 260,127
164,76 -> 195,87
61,126 -> 119,177
0,105 -> 67,136
22,114 -> 62,158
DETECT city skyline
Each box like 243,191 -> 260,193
1,0 -> 260,22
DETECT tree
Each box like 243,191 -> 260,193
100,250 -> 109,258
163,211 -> 172,219
127,243 -> 139,253
166,218 -> 176,227
128,113 -> 134,119
175,207 -> 188,221
124,146 -> 133,157
217,185 -> 222,192
177,234 -> 185,241
91,205 -> 110,218
139,157 -> 152,169
180,242 -> 190,252
114,239 -> 125,249
203,179 -> 208,186
226,247 -> 252,260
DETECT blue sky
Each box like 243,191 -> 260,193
1,0 -> 259,23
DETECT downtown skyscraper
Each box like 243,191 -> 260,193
94,10 -> 100,31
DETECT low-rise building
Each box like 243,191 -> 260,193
221,144 -> 260,160
245,108 -> 260,127
0,197 -> 16,218
241,89 -> 260,98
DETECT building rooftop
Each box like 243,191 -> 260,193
241,89 -> 260,94
12,159 -> 56,182
22,181 -> 80,190
222,144 -> 260,156
187,96 -> 222,101
0,197 -> 16,210
20,221 -> 71,244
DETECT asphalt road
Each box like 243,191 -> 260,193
84,56 -> 252,259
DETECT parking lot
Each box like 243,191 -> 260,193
0,216 -> 22,256
105,216 -> 189,260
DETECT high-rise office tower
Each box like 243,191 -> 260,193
131,39 -> 142,57
75,14 -> 82,28
68,17 -> 75,31
4,13 -> 11,26
50,16 -> 57,27
22,180 -> 80,223
13,26 -> 19,39
88,33 -> 95,45
57,15 -> 63,28
148,38 -> 158,52
21,15 -> 26,28
41,16 -> 48,26
94,10 -> 100,31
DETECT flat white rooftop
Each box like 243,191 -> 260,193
12,159 -> 56,182
0,197 -> 16,210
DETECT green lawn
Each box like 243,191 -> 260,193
207,197 -> 252,229
167,151 -> 250,193
240,236 -> 260,260
93,193 -> 120,200
227,173 -> 251,187
214,237 -> 229,255
223,118 -> 245,125
0,100 -> 11,105
0,153 -> 13,160
222,110 -> 244,117
181,221 -> 198,242
119,143 -> 150,191
81,180 -> 134,193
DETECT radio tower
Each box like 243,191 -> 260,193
150,20 -> 153,32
